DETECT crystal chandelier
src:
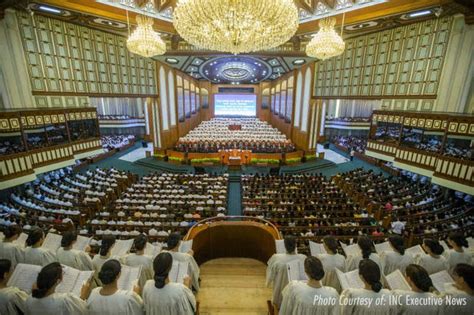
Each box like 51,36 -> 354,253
306,17 -> 345,60
126,15 -> 166,57
173,0 -> 299,54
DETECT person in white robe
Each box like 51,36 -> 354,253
444,263 -> 474,315
415,238 -> 448,275
123,234 -> 153,288
315,236 -> 346,292
142,252 -> 196,315
0,259 -> 28,314
57,231 -> 93,271
380,235 -> 414,275
92,235 -> 120,284
345,236 -> 382,273
339,259 -> 395,315
165,233 -> 200,291
24,228 -> 56,266
392,264 -> 442,315
87,259 -> 144,315
266,236 -> 306,308
0,225 -> 24,267
280,256 -> 339,315
25,262 -> 89,315
444,232 -> 472,274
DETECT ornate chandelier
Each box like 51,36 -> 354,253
173,0 -> 299,54
306,17 -> 345,60
126,15 -> 166,57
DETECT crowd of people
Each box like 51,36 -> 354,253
101,135 -> 136,151
0,139 -> 25,156
99,115 -> 143,120
326,116 -> 371,122
174,118 -> 295,153
331,135 -> 368,153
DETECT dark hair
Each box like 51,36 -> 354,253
453,263 -> 474,290
405,264 -> 435,292
423,238 -> 444,255
323,236 -> 338,254
284,235 -> 297,254
61,231 -> 77,248
153,252 -> 173,289
359,259 -> 382,292
4,225 -> 21,239
98,259 -> 121,285
134,234 -> 148,251
448,232 -> 469,248
32,262 -> 62,298
357,236 -> 374,259
388,235 -> 405,255
100,235 -> 116,256
304,256 -> 325,281
167,233 -> 181,250
26,228 -> 43,247
0,259 -> 12,280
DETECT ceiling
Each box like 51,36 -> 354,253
5,0 -> 474,83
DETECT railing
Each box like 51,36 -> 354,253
184,216 -> 281,264
366,140 -> 398,156
395,146 -> 439,171
434,155 -> 474,187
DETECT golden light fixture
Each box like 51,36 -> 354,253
306,17 -> 345,60
126,15 -> 166,57
173,0 -> 299,54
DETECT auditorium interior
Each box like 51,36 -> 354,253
0,0 -> 473,314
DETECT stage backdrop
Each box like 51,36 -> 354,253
214,94 -> 257,116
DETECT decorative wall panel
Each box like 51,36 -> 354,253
16,11 -> 157,96
314,17 -> 452,98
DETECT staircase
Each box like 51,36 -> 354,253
279,159 -> 336,175
134,157 -> 194,174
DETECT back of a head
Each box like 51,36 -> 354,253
388,235 -> 405,255
405,264 -> 435,292
304,256 -> 325,281
357,236 -> 374,259
423,238 -> 444,255
26,228 -> 43,247
32,262 -> 62,298
61,231 -> 77,248
359,259 -> 382,292
98,259 -> 121,285
284,235 -> 296,254
0,259 -> 12,280
153,252 -> 173,289
453,263 -> 474,291
4,225 -> 21,239
323,236 -> 339,254
134,234 -> 148,252
167,233 -> 181,250
100,235 -> 116,256
448,232 -> 469,248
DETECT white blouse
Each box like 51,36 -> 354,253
280,281 -> 340,315
0,286 -> 28,315
87,287 -> 143,315
339,288 -> 395,315
142,280 -> 196,315
415,254 -> 448,275
316,253 -> 346,292
25,292 -> 87,315
380,251 -> 414,275
57,248 -> 94,271
0,241 -> 24,267
23,247 -> 56,266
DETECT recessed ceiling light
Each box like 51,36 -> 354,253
165,58 -> 179,64
292,59 -> 306,65
38,5 -> 62,14
409,10 -> 432,18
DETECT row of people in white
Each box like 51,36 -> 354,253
0,253 -> 195,315
267,234 -> 473,310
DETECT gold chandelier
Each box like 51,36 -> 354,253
127,15 -> 166,57
306,17 -> 345,60
173,0 -> 299,54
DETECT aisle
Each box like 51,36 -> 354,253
197,258 -> 272,315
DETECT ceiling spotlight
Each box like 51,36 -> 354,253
165,58 -> 179,64
408,10 -> 432,18
292,59 -> 306,65
38,5 -> 62,14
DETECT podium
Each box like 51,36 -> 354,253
219,149 -> 251,166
